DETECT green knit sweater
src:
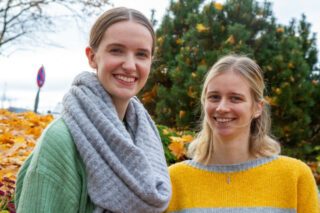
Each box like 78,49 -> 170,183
15,118 -> 95,213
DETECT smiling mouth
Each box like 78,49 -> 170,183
114,74 -> 136,83
214,117 -> 235,124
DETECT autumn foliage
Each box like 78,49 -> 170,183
0,109 -> 319,212
141,0 -> 320,160
0,109 -> 53,212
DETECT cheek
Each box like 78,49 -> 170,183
138,61 -> 151,78
96,54 -> 122,70
204,102 -> 215,116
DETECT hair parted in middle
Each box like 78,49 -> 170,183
88,7 -> 156,55
188,54 -> 280,164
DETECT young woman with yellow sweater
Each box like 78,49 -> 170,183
166,55 -> 319,213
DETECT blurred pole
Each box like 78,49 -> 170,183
34,87 -> 41,113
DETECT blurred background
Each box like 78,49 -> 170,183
1,0 -> 320,155
1,2 -> 320,211
0,0 -> 319,114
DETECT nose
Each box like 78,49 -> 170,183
122,53 -> 136,72
216,99 -> 230,113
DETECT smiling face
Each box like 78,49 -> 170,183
204,70 -> 260,141
86,20 -> 153,109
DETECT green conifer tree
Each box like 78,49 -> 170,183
140,0 -> 319,159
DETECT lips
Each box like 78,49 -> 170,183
214,117 -> 235,124
114,74 -> 137,83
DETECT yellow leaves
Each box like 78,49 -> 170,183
160,125 -> 194,160
307,162 -> 320,185
187,86 -> 197,98
180,134 -> 194,143
275,88 -> 282,95
226,35 -> 235,45
141,85 -> 158,104
162,128 -> 170,135
265,96 -> 277,106
196,23 -> 209,33
168,134 -> 194,159
176,38 -> 184,45
276,27 -> 284,33
157,36 -> 164,45
179,110 -> 186,119
213,2 -> 223,11
168,141 -> 186,159
288,62 -> 295,69
0,110 -> 51,211
0,109 -> 53,181
168,134 -> 193,159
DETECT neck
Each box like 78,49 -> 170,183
208,132 -> 254,165
112,98 -> 129,120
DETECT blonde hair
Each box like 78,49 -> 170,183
89,7 -> 156,55
188,55 -> 280,164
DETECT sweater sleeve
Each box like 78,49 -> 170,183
297,161 -> 320,213
15,118 -> 85,213
17,170 -> 80,213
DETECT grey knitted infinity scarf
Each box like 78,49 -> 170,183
61,71 -> 171,213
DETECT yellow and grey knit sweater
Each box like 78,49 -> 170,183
166,155 -> 319,213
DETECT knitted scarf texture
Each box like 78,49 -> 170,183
61,71 -> 171,213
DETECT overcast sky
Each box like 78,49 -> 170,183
0,0 -> 319,112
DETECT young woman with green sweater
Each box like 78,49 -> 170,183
166,55 -> 319,213
15,7 -> 171,213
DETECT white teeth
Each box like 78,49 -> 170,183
115,75 -> 135,83
215,118 -> 233,123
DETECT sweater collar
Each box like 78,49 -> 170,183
186,155 -> 279,173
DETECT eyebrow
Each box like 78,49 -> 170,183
106,43 -> 151,54
207,91 -> 246,97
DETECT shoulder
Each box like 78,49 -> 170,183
169,161 -> 191,174
275,155 -> 314,179
276,155 -> 311,171
34,117 -> 75,157
40,117 -> 73,145
26,117 -> 83,176
168,160 -> 200,183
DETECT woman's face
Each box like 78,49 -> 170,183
86,20 -> 153,107
204,70 -> 261,141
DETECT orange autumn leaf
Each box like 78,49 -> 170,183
168,141 -> 186,159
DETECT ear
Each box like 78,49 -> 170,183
254,101 -> 264,118
85,47 -> 97,69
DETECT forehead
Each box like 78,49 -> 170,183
102,21 -> 153,48
206,70 -> 251,95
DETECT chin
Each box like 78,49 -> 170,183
214,128 -> 235,138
